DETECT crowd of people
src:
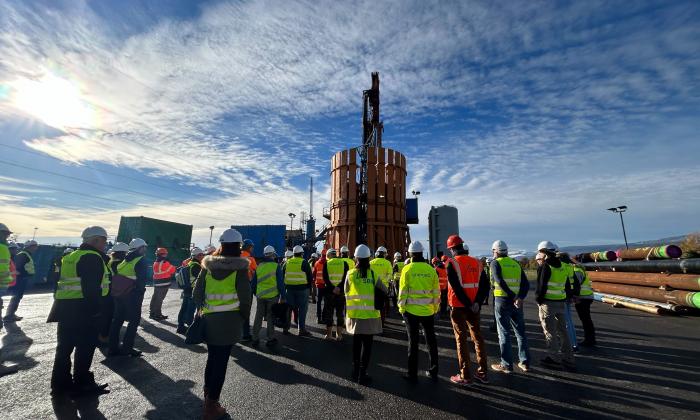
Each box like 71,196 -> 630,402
0,222 -> 597,420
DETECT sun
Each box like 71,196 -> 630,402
10,72 -> 97,131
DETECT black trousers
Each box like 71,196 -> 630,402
109,290 -> 144,352
352,334 -> 374,374
439,289 -> 448,315
204,344 -> 233,400
323,292 -> 345,327
575,299 -> 596,344
6,276 -> 29,316
51,322 -> 98,390
403,312 -> 439,377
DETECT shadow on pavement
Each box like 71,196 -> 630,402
140,320 -> 206,354
2,321 -> 38,370
51,394 -> 107,420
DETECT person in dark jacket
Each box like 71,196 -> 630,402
108,238 -> 148,357
192,228 -> 251,420
48,226 -> 110,398
177,247 -> 204,334
4,239 -> 38,321
99,242 -> 127,344
322,248 -> 348,340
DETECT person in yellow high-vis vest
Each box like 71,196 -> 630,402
322,248 -> 348,340
4,239 -> 38,322
570,255 -> 596,347
192,228 -> 251,420
251,245 -> 285,346
283,245 -> 313,337
47,226 -> 110,398
345,244 -> 387,385
398,241 -> 440,382
0,223 -> 19,377
535,241 -> 576,371
369,246 -> 392,324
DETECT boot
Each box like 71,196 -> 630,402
0,362 -> 19,377
202,396 -> 226,420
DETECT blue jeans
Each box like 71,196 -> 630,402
285,288 -> 309,331
177,293 -> 195,328
494,297 -> 530,369
564,302 -> 577,347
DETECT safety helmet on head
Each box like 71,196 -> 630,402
284,250 -> 293,258
311,253 -> 318,258
81,226 -> 108,240
408,241 -> 424,253
191,247 -> 204,257
431,257 -> 439,264
24,240 -> 38,247
243,239 -> 254,248
354,244 -> 371,259
63,248 -> 74,255
393,251 -> 402,259
376,246 -> 387,253
129,238 -> 147,249
446,235 -> 463,249
340,245 -> 349,253
327,248 -> 337,256
205,245 -> 216,254
263,245 -> 276,255
492,240 -> 508,252
0,223 -> 12,233
537,241 -> 557,252
293,245 -> 304,254
112,242 -> 129,253
156,247 -> 168,256
219,228 -> 243,244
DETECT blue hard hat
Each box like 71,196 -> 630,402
243,239 -> 254,247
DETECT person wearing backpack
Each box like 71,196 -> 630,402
250,245 -> 285,346
177,248 -> 204,334
192,228 -> 251,420
108,238 -> 148,357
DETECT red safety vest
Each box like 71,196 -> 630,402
8,259 -> 17,287
314,259 -> 325,287
436,266 -> 448,290
241,250 -> 257,280
446,255 -> 481,307
152,260 -> 176,286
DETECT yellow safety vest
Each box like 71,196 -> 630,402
55,250 -> 110,299
202,270 -> 239,314
370,257 -> 392,287
545,263 -> 568,301
493,257 -> 521,297
398,262 -> 440,316
255,262 -> 279,299
346,268 -> 380,319
0,243 -> 12,289
573,265 -> 593,297
117,256 -> 143,280
326,257 -> 346,287
393,261 -> 405,282
343,257 -> 355,271
284,257 -> 307,286
18,250 -> 35,276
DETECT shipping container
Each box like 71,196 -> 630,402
231,225 -> 286,258
27,245 -> 66,287
117,216 -> 193,269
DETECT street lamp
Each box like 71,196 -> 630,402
411,190 -> 420,198
607,205 -> 629,249
288,213 -> 296,231
209,226 -> 214,246
32,227 -> 38,240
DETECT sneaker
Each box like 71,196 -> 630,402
517,362 -> 530,372
572,346 -> 579,353
0,363 -> 19,377
298,330 -> 312,337
176,326 -> 187,335
424,370 -> 438,381
474,372 -> 489,384
539,357 -> 561,369
490,363 -> 513,374
450,374 -> 473,386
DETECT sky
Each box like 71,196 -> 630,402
0,0 -> 699,255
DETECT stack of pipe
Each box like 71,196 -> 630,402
585,258 -> 700,314
616,245 -> 683,260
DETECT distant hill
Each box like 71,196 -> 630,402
558,234 -> 690,255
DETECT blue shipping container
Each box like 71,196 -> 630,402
406,198 -> 419,224
230,225 -> 287,258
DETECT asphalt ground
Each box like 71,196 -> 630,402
1,289 -> 699,419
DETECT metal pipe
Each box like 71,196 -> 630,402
588,271 -> 700,291
593,292 -> 675,310
616,245 -> 683,260
602,297 -> 665,315
592,281 -> 700,308
583,258 -> 700,274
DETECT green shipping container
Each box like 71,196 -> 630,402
117,216 -> 193,267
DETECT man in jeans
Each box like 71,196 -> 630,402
445,235 -> 490,386
489,240 -> 531,374
536,241 -> 576,371
283,245 -> 313,337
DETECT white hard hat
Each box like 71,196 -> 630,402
376,246 -> 387,253
537,241 -> 557,252
293,245 -> 304,254
284,250 -> 293,258
340,245 -> 349,253
81,226 -> 108,239
393,251 -> 402,259
0,223 -> 12,233
219,228 -> 243,243
354,244 -> 371,258
191,247 -> 204,257
112,242 -> 130,253
129,238 -> 147,249
7,242 -> 18,249
311,253 -> 318,258
24,240 -> 38,247
408,241 -> 424,253
63,247 -> 74,255
263,245 -> 276,255
327,248 -> 337,256
492,240 -> 508,252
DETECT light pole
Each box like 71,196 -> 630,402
288,213 -> 296,231
607,205 -> 629,249
411,190 -> 420,199
32,227 -> 38,240
209,226 -> 214,246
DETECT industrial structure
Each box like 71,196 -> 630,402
428,205 -> 459,259
325,73 -> 413,256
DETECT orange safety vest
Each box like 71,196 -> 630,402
313,259 -> 325,287
241,250 -> 257,280
446,254 -> 481,307
152,260 -> 176,286
436,265 -> 448,290
8,259 -> 17,287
